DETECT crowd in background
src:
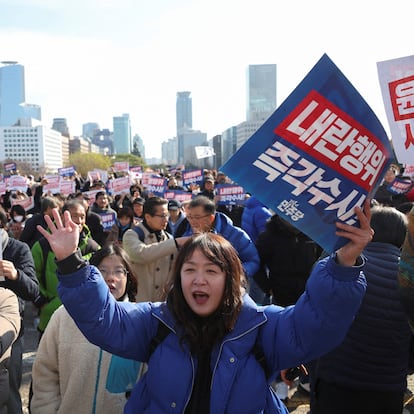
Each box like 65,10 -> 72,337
0,163 -> 413,413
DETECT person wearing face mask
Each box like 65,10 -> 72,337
8,204 -> 29,240
31,244 -> 140,414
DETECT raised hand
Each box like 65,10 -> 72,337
36,208 -> 79,261
335,199 -> 374,266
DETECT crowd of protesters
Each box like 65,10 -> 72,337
0,163 -> 413,413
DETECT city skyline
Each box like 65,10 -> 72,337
0,0 -> 413,159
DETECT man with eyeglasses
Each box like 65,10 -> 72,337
123,197 -> 189,302
183,196 -> 260,283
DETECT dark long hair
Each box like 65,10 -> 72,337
166,233 -> 245,354
90,244 -> 138,302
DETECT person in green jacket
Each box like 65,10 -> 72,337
32,199 -> 100,335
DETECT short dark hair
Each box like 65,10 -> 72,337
189,196 -> 216,214
10,204 -> 26,218
95,191 -> 108,200
371,205 -> 407,248
143,197 -> 168,216
117,207 -> 134,220
62,199 -> 86,214
41,196 -> 61,213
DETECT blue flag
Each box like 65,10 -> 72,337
221,54 -> 393,253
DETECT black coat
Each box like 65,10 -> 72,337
0,235 -> 38,339
254,215 -> 322,306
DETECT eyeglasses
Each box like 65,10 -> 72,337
187,214 -> 211,220
99,267 -> 128,278
152,214 -> 170,219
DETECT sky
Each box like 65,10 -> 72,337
0,0 -> 413,160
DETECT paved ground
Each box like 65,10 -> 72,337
19,302 -> 414,413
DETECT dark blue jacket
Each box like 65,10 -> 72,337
311,242 -> 411,392
184,211 -> 260,278
57,253 -> 367,414
241,196 -> 272,243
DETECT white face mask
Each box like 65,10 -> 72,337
14,216 -> 24,223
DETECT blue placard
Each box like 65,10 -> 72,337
221,54 -> 393,253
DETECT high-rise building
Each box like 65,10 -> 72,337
246,64 -> 276,122
82,122 -> 99,138
52,118 -> 70,137
176,91 -> 192,134
162,137 -> 178,166
0,121 -> 63,173
178,129 -> 207,165
0,61 -> 41,126
132,134 -> 145,158
211,134 -> 222,169
236,120 -> 264,150
113,114 -> 131,154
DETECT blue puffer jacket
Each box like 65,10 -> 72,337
311,242 -> 411,392
58,253 -> 367,414
241,196 -> 272,243
184,211 -> 260,278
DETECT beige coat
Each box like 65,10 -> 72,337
0,288 -> 20,411
0,288 -> 20,365
31,305 -> 133,414
123,224 -> 178,302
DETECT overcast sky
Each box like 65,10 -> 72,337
1,0 -> 413,159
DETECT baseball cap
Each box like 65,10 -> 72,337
168,199 -> 182,210
132,197 -> 145,205
204,176 -> 214,183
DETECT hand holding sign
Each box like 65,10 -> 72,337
335,199 -> 374,266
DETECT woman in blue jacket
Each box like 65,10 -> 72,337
37,202 -> 373,414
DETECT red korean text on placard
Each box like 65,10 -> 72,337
274,90 -> 389,192
389,75 -> 414,149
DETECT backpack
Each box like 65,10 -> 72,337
149,320 -> 271,378
133,225 -> 146,242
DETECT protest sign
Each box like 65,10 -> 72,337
182,169 -> 204,188
108,176 -> 131,195
58,166 -> 76,177
11,196 -> 34,211
222,54 -> 392,253
163,190 -> 193,203
144,176 -> 167,197
99,212 -> 116,231
377,55 -> 414,165
216,184 -> 245,206
195,146 -> 215,159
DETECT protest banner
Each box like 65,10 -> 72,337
113,161 -> 129,173
221,54 -> 393,253
377,54 -> 414,165
11,196 -> 34,212
6,175 -> 29,192
195,146 -> 215,159
182,169 -> 204,188
43,175 -> 61,194
144,176 -> 167,197
163,190 -> 193,203
59,179 -> 76,195
387,176 -> 414,195
4,162 -> 16,173
99,212 -> 116,231
58,165 -> 76,177
108,176 -> 131,195
216,184 -> 245,206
